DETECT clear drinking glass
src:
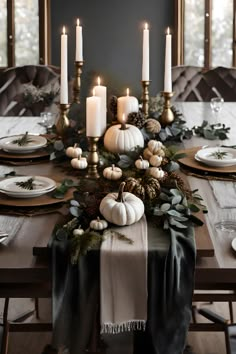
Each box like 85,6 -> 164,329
40,112 -> 54,128
210,97 -> 224,122
215,220 -> 236,233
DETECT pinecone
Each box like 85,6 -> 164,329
160,172 -> 186,191
127,111 -> 146,128
109,95 -> 118,118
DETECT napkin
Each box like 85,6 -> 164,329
210,180 -> 236,208
100,215 -> 148,334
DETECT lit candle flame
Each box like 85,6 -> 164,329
145,23 -> 148,30
166,27 -> 170,35
97,76 -> 101,85
126,88 -> 130,96
77,18 -> 80,26
62,26 -> 66,35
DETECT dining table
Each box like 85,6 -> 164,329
1,102 -> 236,353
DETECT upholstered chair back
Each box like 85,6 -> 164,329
0,65 -> 60,116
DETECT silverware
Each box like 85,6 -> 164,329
0,232 -> 8,239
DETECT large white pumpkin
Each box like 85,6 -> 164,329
99,182 -> 144,226
104,124 -> 144,154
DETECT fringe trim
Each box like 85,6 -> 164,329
101,320 -> 146,334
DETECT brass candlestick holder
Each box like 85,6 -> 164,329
73,60 -> 84,104
56,103 -> 70,137
160,91 -> 175,126
141,80 -> 151,118
85,137 -> 100,179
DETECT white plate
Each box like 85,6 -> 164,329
0,135 -> 47,154
0,176 -> 56,198
231,237 -> 236,252
195,147 -> 236,167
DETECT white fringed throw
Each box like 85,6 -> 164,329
210,180 -> 236,208
100,215 -> 148,334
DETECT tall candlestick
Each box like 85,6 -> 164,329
117,88 -> 139,123
142,22 -> 149,81
60,26 -> 68,104
94,76 -> 107,134
75,18 -> 83,62
86,89 -> 102,137
164,27 -> 172,92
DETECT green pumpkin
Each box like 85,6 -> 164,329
124,176 -> 160,201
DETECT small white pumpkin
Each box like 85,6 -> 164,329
149,154 -> 163,167
66,144 -> 82,158
99,181 -> 144,226
73,227 -> 84,236
135,156 -> 149,170
143,147 -> 153,160
158,148 -> 166,157
147,167 -> 165,180
104,124 -> 144,154
103,164 -> 122,180
147,140 -> 163,154
71,156 -> 88,169
90,217 -> 108,230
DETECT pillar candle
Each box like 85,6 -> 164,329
117,88 -> 139,123
60,26 -> 68,104
86,89 -> 102,137
142,23 -> 149,81
164,27 -> 172,92
75,18 -> 83,61
94,76 -> 107,134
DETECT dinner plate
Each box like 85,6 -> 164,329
0,134 -> 47,154
0,176 -> 56,198
231,237 -> 236,252
195,147 -> 236,167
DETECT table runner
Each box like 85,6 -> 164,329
100,216 -> 148,334
51,221 -> 196,354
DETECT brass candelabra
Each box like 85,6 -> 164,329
73,60 -> 84,104
85,137 -> 100,179
56,103 -> 70,137
160,91 -> 175,126
141,80 -> 151,118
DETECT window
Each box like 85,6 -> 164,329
0,0 -> 50,68
174,0 -> 236,69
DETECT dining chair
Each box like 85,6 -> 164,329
0,65 -> 60,117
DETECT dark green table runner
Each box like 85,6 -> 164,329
52,222 -> 196,354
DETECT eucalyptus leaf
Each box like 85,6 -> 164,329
188,204 -> 200,212
118,155 -> 133,169
167,209 -> 185,218
159,192 -> 170,201
171,195 -> 182,205
169,218 -> 187,228
160,203 -> 171,212
69,206 -> 82,217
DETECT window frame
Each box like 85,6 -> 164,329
174,0 -> 236,69
4,0 -> 50,69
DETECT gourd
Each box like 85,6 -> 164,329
143,147 -> 153,160
135,156 -> 149,170
147,140 -> 163,154
145,118 -> 161,134
149,154 -> 162,167
124,176 -> 160,201
99,181 -> 144,226
73,227 -> 84,236
147,167 -> 165,180
66,144 -> 82,158
104,123 -> 144,154
90,217 -> 108,230
71,156 -> 88,169
103,164 -> 122,180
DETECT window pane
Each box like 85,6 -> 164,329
0,0 -> 7,67
184,0 -> 205,67
15,0 -> 39,66
212,0 -> 233,67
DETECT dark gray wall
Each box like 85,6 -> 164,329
50,0 -> 174,112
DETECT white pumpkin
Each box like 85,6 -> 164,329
99,182 -> 144,226
90,217 -> 108,230
149,154 -> 163,167
147,167 -> 165,180
71,156 -> 88,169
147,140 -> 163,154
104,124 -> 144,154
143,147 -> 153,160
158,148 -> 166,157
66,144 -> 82,158
135,156 -> 149,170
73,228 -> 84,236
103,164 -> 122,180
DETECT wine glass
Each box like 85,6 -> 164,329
210,97 -> 224,123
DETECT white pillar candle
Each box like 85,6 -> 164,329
117,88 -> 139,123
142,22 -> 149,81
86,89 -> 102,137
60,26 -> 68,104
94,76 -> 107,134
75,18 -> 83,62
164,27 -> 172,92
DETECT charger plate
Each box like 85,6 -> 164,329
177,146 -> 236,174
